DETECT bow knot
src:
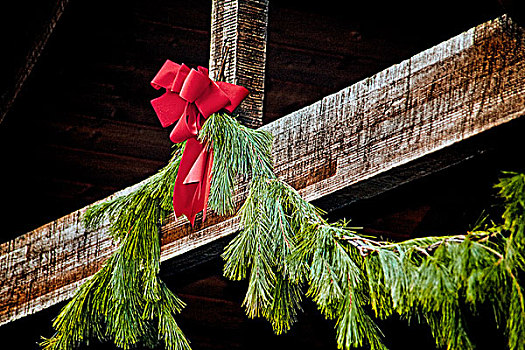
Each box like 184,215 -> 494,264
150,60 -> 249,225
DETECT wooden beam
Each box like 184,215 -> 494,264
1,16 -> 524,326
209,0 -> 269,128
0,0 -> 70,124
498,0 -> 525,26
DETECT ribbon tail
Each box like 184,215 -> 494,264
187,146 -> 213,224
201,148 -> 213,222
184,147 -> 209,185
173,138 -> 212,226
173,138 -> 203,224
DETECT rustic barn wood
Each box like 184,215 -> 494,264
1,16 -> 524,326
210,0 -> 269,128
2,0 -> 451,243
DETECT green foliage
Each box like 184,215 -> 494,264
44,112 -> 525,350
199,112 -> 274,215
42,146 -> 191,350
215,112 -> 525,350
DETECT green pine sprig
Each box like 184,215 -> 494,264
41,146 -> 191,350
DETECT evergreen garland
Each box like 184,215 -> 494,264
42,112 -> 525,350
41,145 -> 190,350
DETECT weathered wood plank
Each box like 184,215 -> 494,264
209,0 -> 269,128
35,145 -> 166,188
1,16 -> 524,326
33,113 -> 172,162
273,18 -> 525,203
267,6 -> 413,63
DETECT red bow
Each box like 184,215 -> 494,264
150,60 -> 249,225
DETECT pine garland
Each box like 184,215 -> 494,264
41,145 -> 190,350
42,112 -> 525,350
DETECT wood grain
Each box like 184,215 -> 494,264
1,16 -> 524,326
209,0 -> 269,128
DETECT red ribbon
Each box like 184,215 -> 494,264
150,60 -> 249,225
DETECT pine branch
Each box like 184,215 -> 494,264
42,146 -> 191,350
215,112 -> 525,350
200,112 -> 274,215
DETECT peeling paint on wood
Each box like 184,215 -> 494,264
1,16 -> 524,326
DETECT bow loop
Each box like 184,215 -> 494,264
150,60 -> 249,225
216,81 -> 250,113
150,91 -> 186,128
151,60 -> 180,90
179,68 -> 210,102
171,64 -> 191,93
195,82 -> 230,118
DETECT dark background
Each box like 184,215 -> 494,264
0,0 -> 523,349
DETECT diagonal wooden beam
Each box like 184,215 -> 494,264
1,16 -> 524,326
0,0 -> 70,124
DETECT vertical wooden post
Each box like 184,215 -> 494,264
209,0 -> 269,128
